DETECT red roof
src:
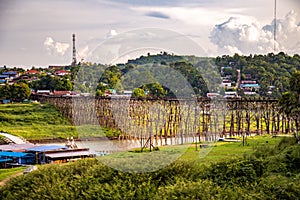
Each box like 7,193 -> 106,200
53,91 -> 71,96
26,69 -> 39,74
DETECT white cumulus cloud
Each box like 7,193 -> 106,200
44,37 -> 70,56
210,10 -> 300,55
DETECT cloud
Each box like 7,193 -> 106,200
210,10 -> 300,55
146,11 -> 170,19
44,37 -> 70,56
106,29 -> 118,38
78,45 -> 89,61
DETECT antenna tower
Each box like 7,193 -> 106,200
273,0 -> 277,52
72,33 -> 77,66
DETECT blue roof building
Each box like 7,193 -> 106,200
26,145 -> 69,164
0,151 -> 35,166
241,84 -> 260,88
26,145 -> 68,152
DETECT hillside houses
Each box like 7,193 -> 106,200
217,65 -> 261,98
240,80 -> 260,95
0,71 -> 19,85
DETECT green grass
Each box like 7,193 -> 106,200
0,103 -> 123,141
0,167 -> 26,182
0,103 -> 77,140
179,135 -> 282,163
96,135 -> 282,173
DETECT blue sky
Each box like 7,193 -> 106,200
0,0 -> 299,68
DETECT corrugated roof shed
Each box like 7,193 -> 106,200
0,143 -> 36,152
0,158 -> 12,163
0,151 -> 28,157
45,150 -> 94,159
26,145 -> 68,152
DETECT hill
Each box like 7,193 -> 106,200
0,103 -> 76,141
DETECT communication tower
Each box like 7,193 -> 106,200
274,0 -> 277,52
72,34 -> 77,66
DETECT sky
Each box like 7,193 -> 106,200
0,0 -> 300,68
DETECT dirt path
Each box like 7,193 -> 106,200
0,171 -> 23,187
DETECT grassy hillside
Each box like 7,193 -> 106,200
0,136 -> 299,199
0,103 -> 123,141
0,103 -> 77,140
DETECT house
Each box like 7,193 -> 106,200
0,151 -> 35,167
54,70 -> 70,76
2,71 -> 19,80
36,90 -> 51,95
25,145 -> 69,164
240,83 -> 260,94
224,91 -> 238,99
221,79 -> 232,88
44,148 -> 95,164
123,90 -> 133,96
0,143 -> 36,152
207,93 -> 220,99
49,65 -> 65,70
25,145 -> 95,164
0,75 -> 8,84
53,90 -> 71,96
26,69 -> 40,75
241,80 -> 257,85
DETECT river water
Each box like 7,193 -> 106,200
43,135 -> 218,155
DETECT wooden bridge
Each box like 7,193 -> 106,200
31,95 -> 298,144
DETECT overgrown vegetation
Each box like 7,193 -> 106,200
0,137 -> 299,199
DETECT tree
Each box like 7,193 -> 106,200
279,71 -> 300,140
143,82 -> 166,98
0,83 -> 30,102
132,88 -> 146,98
12,83 -> 31,101
289,71 -> 300,101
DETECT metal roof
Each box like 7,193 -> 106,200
26,145 -> 68,152
45,150 -> 94,159
241,84 -> 260,88
0,151 -> 28,157
0,143 -> 36,151
0,158 -> 12,163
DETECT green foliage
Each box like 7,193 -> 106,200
132,88 -> 146,98
278,70 -> 300,138
0,83 -> 30,102
32,75 -> 72,92
0,103 -> 76,140
0,137 -> 299,199
289,71 -> 300,95
0,167 -> 26,182
215,52 -> 300,96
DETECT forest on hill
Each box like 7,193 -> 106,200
215,52 -> 300,96
73,52 -> 300,98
